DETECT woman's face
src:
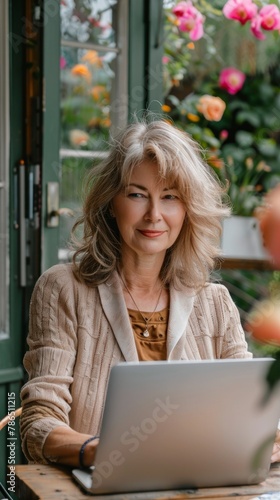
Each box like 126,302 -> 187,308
111,160 -> 186,260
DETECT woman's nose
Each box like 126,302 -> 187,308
144,200 -> 162,222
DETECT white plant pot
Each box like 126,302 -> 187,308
221,216 -> 269,260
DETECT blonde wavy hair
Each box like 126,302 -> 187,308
71,118 -> 230,289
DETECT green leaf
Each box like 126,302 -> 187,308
184,124 -> 202,136
167,94 -> 181,107
262,173 -> 280,191
61,96 -> 89,110
236,111 -> 261,128
257,139 -> 277,157
201,134 -> 220,147
258,82 -> 275,101
263,114 -> 279,128
228,100 -> 250,112
235,131 -> 254,147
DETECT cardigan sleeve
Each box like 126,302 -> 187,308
20,264 -> 78,464
214,284 -> 253,359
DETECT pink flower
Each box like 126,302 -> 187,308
172,1 -> 192,17
60,57 -> 66,69
172,1 -> 204,40
259,4 -> 280,30
162,56 -> 170,64
250,15 -> 266,39
220,130 -> 229,141
223,0 -> 258,25
219,67 -> 246,95
251,4 -> 280,39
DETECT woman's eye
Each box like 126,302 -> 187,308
128,192 -> 145,198
164,194 -> 177,200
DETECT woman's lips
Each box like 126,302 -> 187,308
138,230 -> 165,238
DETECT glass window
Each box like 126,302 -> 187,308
59,0 -> 128,260
61,0 -> 117,47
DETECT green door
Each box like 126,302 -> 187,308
0,0 -> 60,487
0,0 -> 26,488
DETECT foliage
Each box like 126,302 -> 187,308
163,0 -> 280,215
269,271 -> 280,299
208,71 -> 280,215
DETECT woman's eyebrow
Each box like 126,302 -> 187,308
127,183 -> 148,191
127,183 -> 176,191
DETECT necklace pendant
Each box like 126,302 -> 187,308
143,329 -> 150,338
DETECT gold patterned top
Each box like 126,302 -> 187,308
127,307 -> 169,361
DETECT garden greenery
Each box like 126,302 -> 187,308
163,0 -> 280,215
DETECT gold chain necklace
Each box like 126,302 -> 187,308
120,276 -> 163,338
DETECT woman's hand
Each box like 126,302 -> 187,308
82,436 -> 100,467
271,429 -> 280,463
43,426 -> 99,467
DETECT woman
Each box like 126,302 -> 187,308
20,119 -> 279,468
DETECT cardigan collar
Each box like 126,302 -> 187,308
98,271 -> 195,362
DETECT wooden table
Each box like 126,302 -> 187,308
14,463 -> 280,500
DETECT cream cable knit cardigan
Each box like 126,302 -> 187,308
20,263 -> 252,464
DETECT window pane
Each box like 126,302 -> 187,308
59,0 -> 128,260
60,46 -> 115,150
59,156 -> 89,252
61,0 -> 117,47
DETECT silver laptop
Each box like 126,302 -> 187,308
72,358 -> 280,495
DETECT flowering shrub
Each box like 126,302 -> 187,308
236,2 -> 280,38
223,0 -> 280,40
251,4 -> 280,39
163,0 -> 280,215
167,0 -> 280,392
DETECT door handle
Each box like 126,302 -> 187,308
50,207 -> 75,217
47,182 -> 74,227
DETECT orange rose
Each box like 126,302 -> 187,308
91,85 -> 109,102
100,117 -> 111,128
196,95 -> 226,121
255,184 -> 280,268
81,50 -> 102,67
245,299 -> 280,346
71,64 -> 91,82
69,129 -> 90,147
